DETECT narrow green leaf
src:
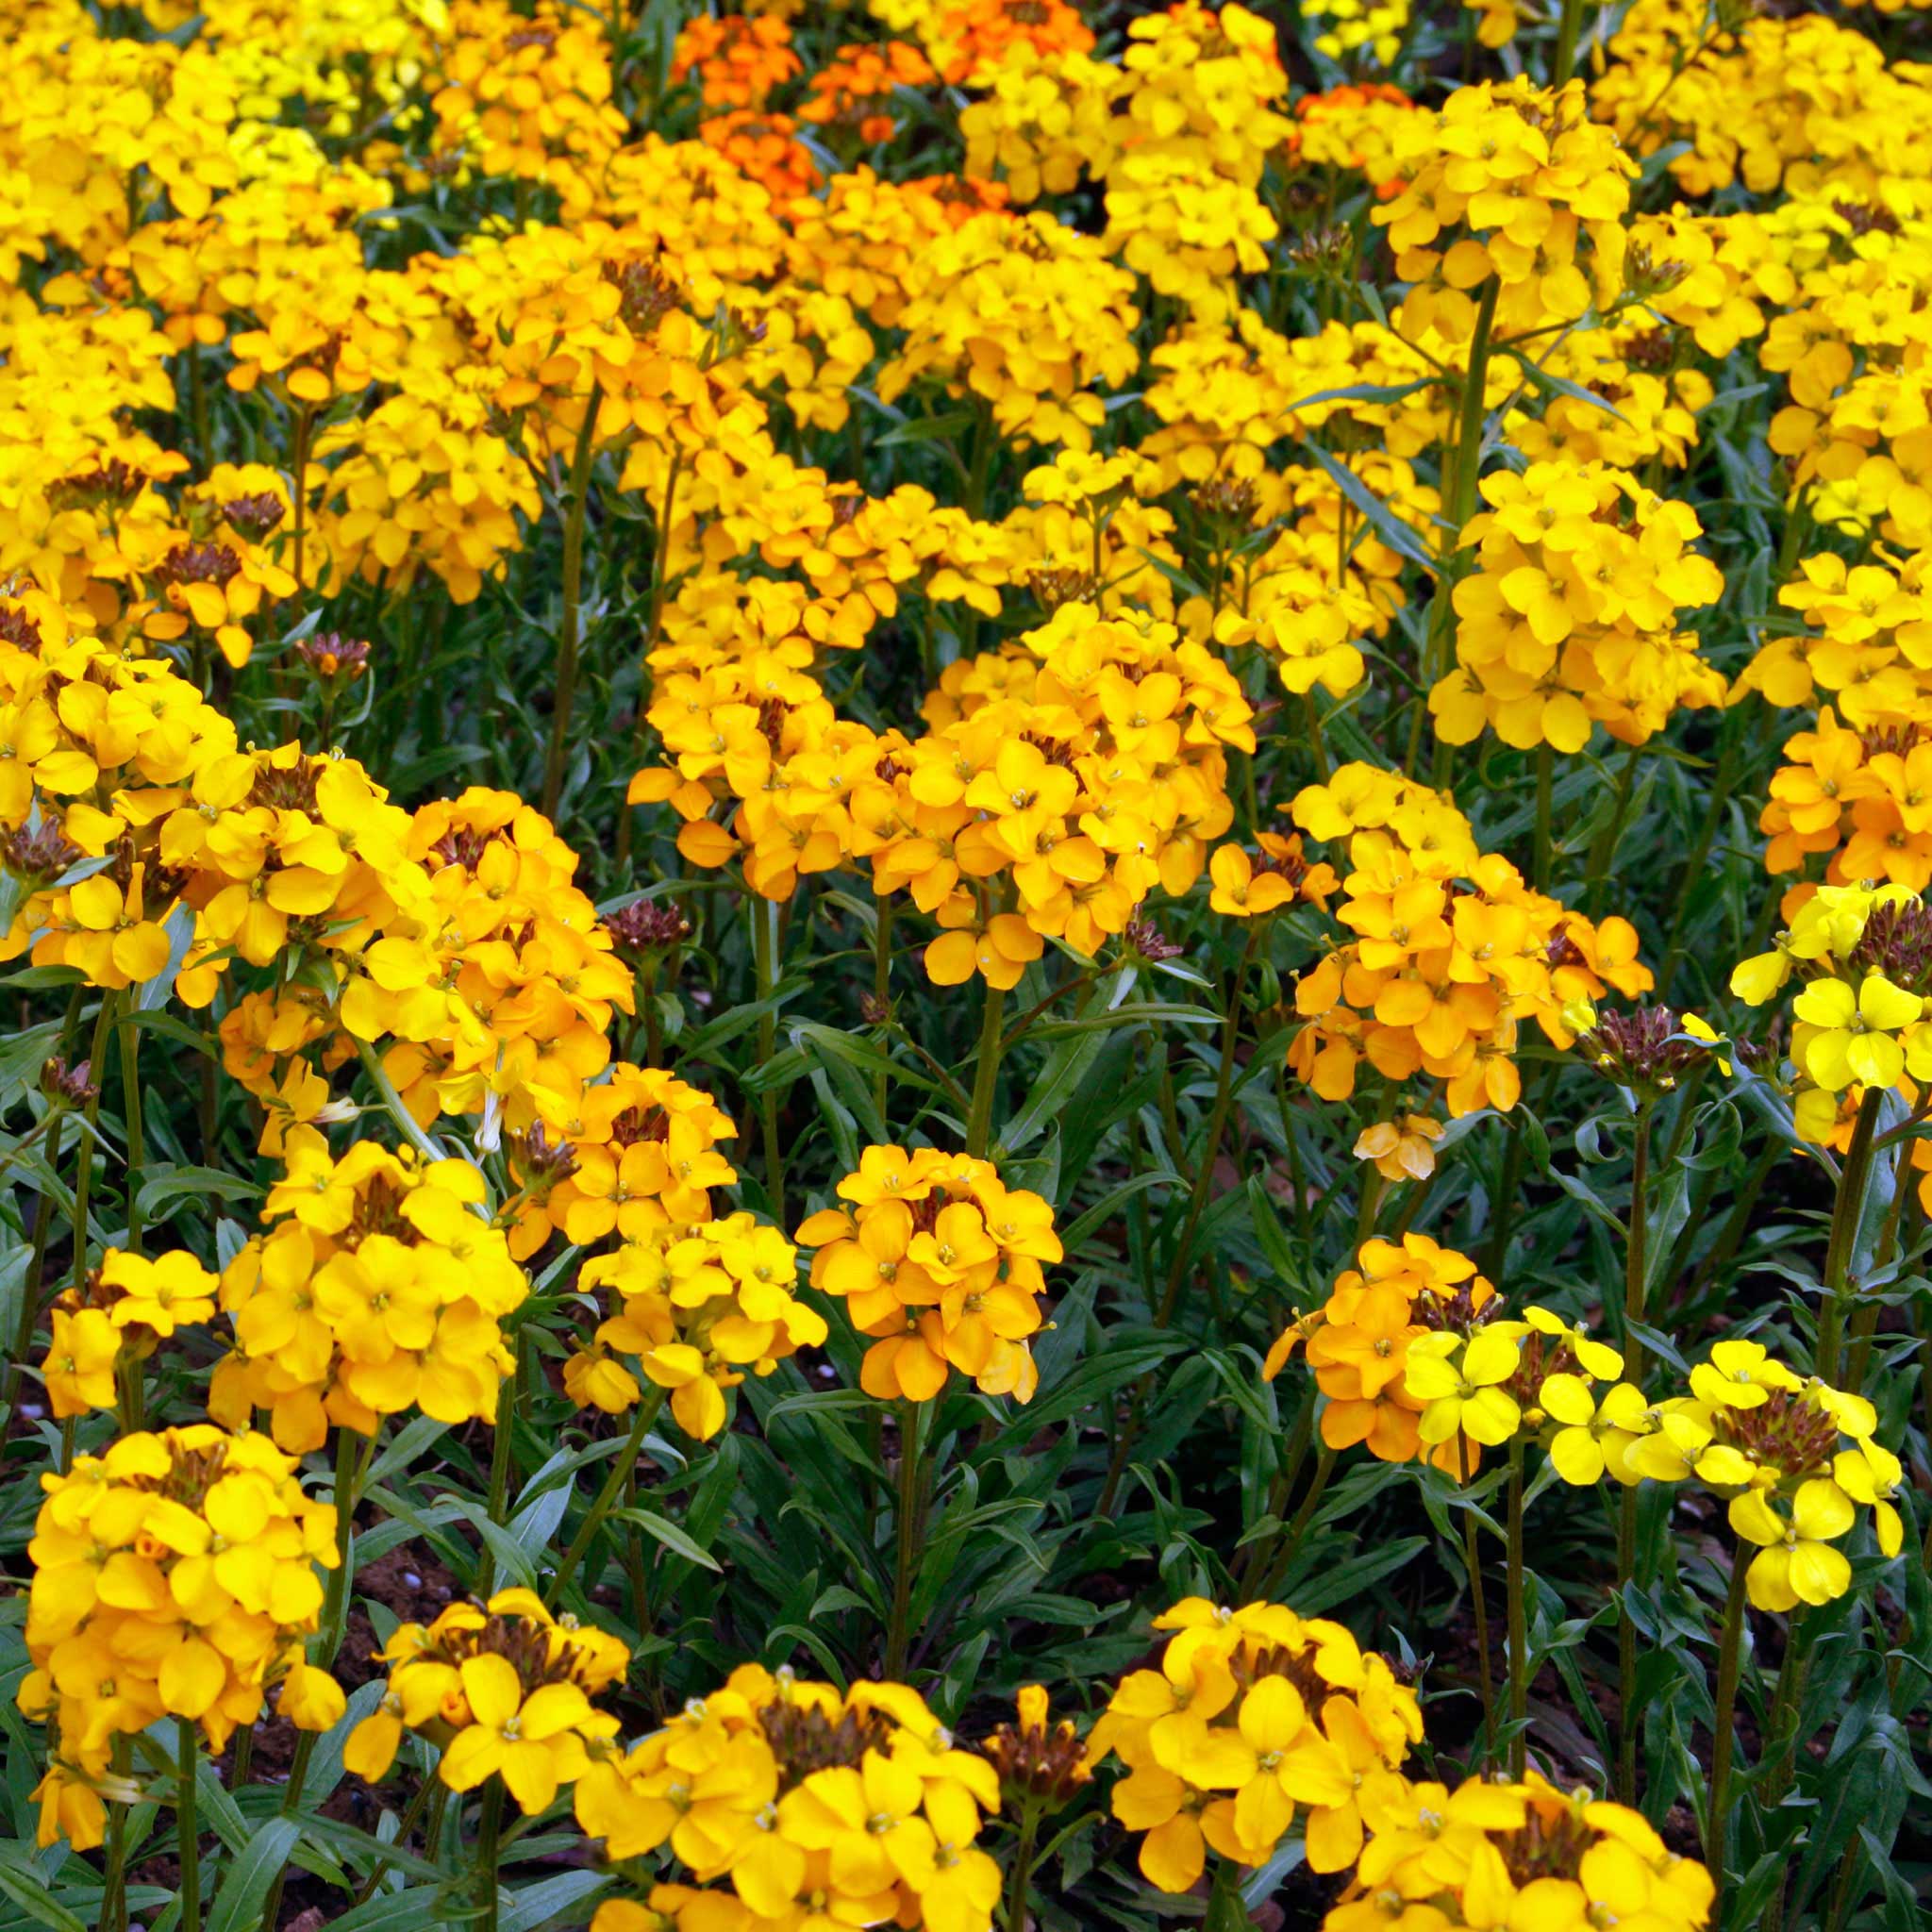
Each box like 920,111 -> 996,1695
609,1507 -> 724,1573
205,1817 -> 300,1932
0,1851 -> 87,1932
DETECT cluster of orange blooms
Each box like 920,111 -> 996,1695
798,1145 -> 1062,1402
1287,765 -> 1652,1124
1263,1235 -> 1496,1471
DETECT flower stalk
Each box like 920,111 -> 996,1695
1816,1087 -> 1882,1385
546,1386 -> 667,1609
1506,1435 -> 1528,1777
1617,1095 -> 1656,1804
541,383 -> 603,822
177,1718 -> 202,1932
885,1397 -> 926,1678
753,893 -> 787,1222
1704,1541 -> 1754,1914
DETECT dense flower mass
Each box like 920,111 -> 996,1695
1321,1769 -> 1716,1931
20,1425 -> 343,1846
797,1144 -> 1060,1400
1091,1596 -> 1424,1887
210,1128 -> 529,1450
580,1663 -> 1004,1932
0,0 -> 1924,1927
346,1589 -> 629,1811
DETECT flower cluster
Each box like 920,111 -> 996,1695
579,1663 -> 1003,1932
20,1425 -> 343,1847
1374,77 -> 1637,344
1732,881 -> 1932,1137
1322,1770 -> 1714,1931
1431,461 -> 1726,755
1288,764 -> 1653,1119
41,1249 -> 218,1419
509,1061 -> 741,1259
1090,1596 -> 1424,1889
1628,1341 -> 1904,1610
565,1210 -> 827,1440
346,1589 -> 628,1813
797,1145 -> 1060,1402
210,1128 -> 528,1452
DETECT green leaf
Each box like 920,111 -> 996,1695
204,1817 -> 300,1932
1025,1002 -> 1219,1040
610,1507 -> 724,1573
500,1870 -> 611,1931
135,1166 -> 263,1221
0,1850 -> 87,1932
1500,349 -> 1630,423
1288,377 -> 1439,412
321,1887 -> 443,1932
1059,1171 -> 1179,1253
1297,441 -> 1439,575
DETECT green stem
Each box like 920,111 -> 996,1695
1507,1438 -> 1528,1777
102,1735 -> 130,1932
541,385 -> 603,822
1257,1441 -> 1338,1601
1459,1433 -> 1496,1764
1300,693 -> 1330,783
188,339 -> 209,477
1205,1856 -> 1255,1931
1097,930 -> 1260,1515
885,1398 -> 924,1679
1553,0 -> 1589,86
1583,745 -> 1642,923
753,894 -> 786,1223
1237,1392 -> 1313,1596
1624,1100 -> 1655,1381
1412,276 -> 1499,786
1154,928 -> 1258,1328
69,994 -> 118,1291
1616,1482 -> 1641,1806
289,405 -> 314,594
351,1033 -> 453,1163
1758,1607 -> 1811,1821
545,1388 -> 666,1609
616,447 -> 682,871
1614,1100 -> 1654,1804
1816,1088 -> 1881,1385
319,1424 -> 363,1666
476,1347 -> 520,1597
1483,1112 -> 1528,1288
120,1012 -> 144,1256
351,1773 -> 438,1907
964,973 -> 1008,1160
1533,744 -> 1554,895
177,1718 -> 202,1932
872,897 -> 892,1122
2,1112 -> 64,1422
1657,717 -> 1740,999
1704,1541 -> 1753,1910
1844,1135 -> 1907,1397
474,1781 -> 504,1932
1003,1798 -> 1042,1932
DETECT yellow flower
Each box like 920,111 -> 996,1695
1353,1114 -> 1444,1182
1790,970 -> 1922,1090
439,1654 -> 598,1814
1729,1482 -> 1857,1611
1540,1379 -> 1652,1485
1405,1328 -> 1523,1449
42,1308 -> 119,1418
